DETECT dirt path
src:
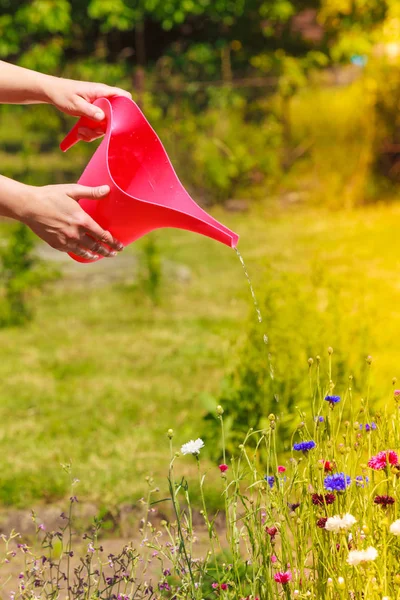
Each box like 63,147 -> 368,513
36,244 -> 138,288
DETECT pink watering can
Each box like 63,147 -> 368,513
60,95 -> 239,263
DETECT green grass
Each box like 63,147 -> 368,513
1,201 -> 400,508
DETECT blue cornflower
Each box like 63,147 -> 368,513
293,440 -> 316,452
355,475 -> 369,487
314,416 -> 324,423
365,422 -> 377,432
264,475 -> 275,489
325,395 -> 341,406
324,472 -> 351,492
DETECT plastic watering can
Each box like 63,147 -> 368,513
60,96 -> 239,263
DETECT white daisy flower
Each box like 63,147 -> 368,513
390,519 -> 400,535
325,513 -> 356,533
180,438 -> 205,455
347,546 -> 378,566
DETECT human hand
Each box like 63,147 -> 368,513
44,77 -> 132,142
22,183 -> 123,260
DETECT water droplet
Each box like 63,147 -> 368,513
234,247 -> 263,326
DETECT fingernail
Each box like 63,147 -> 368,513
94,111 -> 104,120
99,185 -> 109,195
117,242 -> 124,251
110,251 -> 117,257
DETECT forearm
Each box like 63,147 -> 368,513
0,61 -> 54,104
0,175 -> 32,221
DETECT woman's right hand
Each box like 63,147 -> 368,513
22,183 -> 123,260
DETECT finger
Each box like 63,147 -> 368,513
73,95 -> 105,121
83,217 -> 124,252
66,185 -> 110,201
77,127 -> 105,142
98,86 -> 132,100
70,245 -> 100,261
80,234 -> 118,258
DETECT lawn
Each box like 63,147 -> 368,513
1,200 -> 400,509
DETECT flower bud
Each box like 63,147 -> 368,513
308,358 -> 313,366
216,405 -> 224,415
268,413 -> 276,421
167,429 -> 174,439
337,576 -> 345,589
328,347 -> 333,355
366,355 -> 373,365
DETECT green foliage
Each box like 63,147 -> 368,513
371,62 -> 400,189
286,80 -> 375,207
138,236 -> 163,304
160,98 -> 282,203
0,224 -> 59,326
204,265 -> 371,459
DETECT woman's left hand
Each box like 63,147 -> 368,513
45,78 -> 132,141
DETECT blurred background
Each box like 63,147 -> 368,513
0,0 -> 400,513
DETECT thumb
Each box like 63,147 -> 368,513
73,96 -> 105,121
67,184 -> 110,200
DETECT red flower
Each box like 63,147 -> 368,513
322,460 -> 335,472
266,526 -> 278,539
277,465 -> 286,473
274,571 -> 292,585
317,517 -> 327,528
368,450 -> 399,470
311,493 -> 335,506
219,464 -> 228,473
374,495 -> 395,508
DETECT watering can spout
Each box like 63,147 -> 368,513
60,96 -> 239,262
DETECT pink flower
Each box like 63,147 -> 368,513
394,390 -> 400,397
219,464 -> 228,473
212,583 -> 229,590
368,450 -> 399,470
266,526 -> 278,539
277,466 -> 286,473
271,554 -> 277,563
274,571 -> 292,585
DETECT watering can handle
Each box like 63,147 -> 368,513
60,114 -> 107,152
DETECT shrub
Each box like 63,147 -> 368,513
203,265 -> 371,459
0,224 -> 59,326
161,101 -> 282,204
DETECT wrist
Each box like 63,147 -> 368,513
34,72 -> 58,104
17,185 -> 40,223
